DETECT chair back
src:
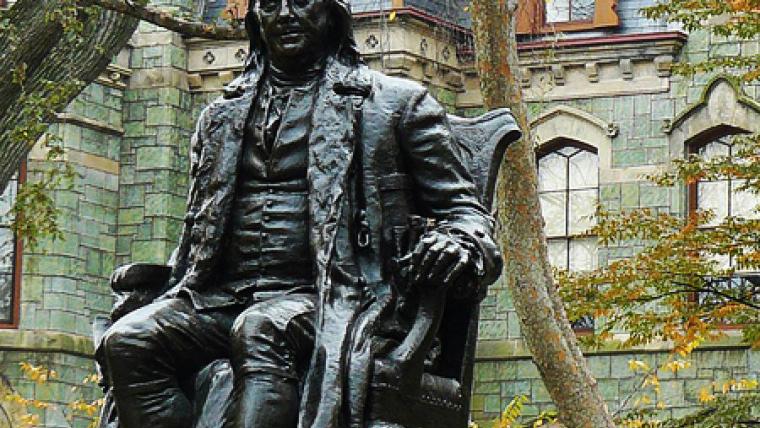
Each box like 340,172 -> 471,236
446,108 -> 521,423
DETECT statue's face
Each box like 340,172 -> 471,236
257,0 -> 332,64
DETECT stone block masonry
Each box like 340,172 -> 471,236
117,21 -> 194,266
471,347 -> 760,426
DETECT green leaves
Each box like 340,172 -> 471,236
642,0 -> 760,81
11,134 -> 75,250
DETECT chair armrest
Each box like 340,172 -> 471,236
110,263 -> 172,292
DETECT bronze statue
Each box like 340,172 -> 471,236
94,0 -> 521,427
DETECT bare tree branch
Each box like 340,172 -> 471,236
81,0 -> 247,40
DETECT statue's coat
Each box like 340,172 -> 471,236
166,57 -> 501,428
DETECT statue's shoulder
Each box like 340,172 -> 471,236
363,67 -> 427,99
192,68 -> 262,129
354,67 -> 433,116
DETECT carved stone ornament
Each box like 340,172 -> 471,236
203,50 -> 216,65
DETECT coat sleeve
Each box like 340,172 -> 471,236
398,88 -> 503,287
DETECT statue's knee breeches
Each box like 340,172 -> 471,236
230,293 -> 317,380
98,307 -> 169,373
97,297 -> 232,387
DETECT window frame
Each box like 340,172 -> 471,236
686,132 -> 760,328
517,0 -> 620,35
537,138 -> 600,270
536,139 -> 599,332
0,161 -> 25,329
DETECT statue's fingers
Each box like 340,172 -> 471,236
415,240 -> 447,282
442,253 -> 471,285
428,242 -> 460,279
410,234 -> 437,272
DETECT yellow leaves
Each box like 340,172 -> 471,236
621,419 -> 654,428
634,393 -> 652,407
628,359 -> 651,372
718,378 -> 759,393
728,0 -> 757,11
738,378 -> 759,390
1,366 -> 104,427
5,392 -> 50,409
696,378 -> 758,405
643,374 -> 660,388
674,336 -> 704,357
698,386 -> 716,403
663,359 -> 692,374
82,373 -> 100,385
497,395 -> 528,428
18,413 -> 40,428
69,399 -> 101,417
19,362 -> 57,384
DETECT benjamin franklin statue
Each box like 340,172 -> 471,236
95,0 -> 503,427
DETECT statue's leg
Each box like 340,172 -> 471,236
226,293 -> 317,428
96,297 -> 235,428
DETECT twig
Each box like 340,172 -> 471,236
81,0 -> 247,40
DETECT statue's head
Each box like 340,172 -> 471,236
244,0 -> 361,71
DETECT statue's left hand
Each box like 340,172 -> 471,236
407,230 -> 471,288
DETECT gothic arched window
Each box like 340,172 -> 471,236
538,143 -> 599,272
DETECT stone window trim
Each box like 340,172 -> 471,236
0,161 -> 25,330
668,77 -> 760,325
668,76 -> 760,221
516,0 -> 619,35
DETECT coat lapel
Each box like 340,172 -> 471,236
307,59 -> 371,286
180,69 -> 261,291
300,59 -> 372,428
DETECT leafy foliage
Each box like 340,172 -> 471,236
469,395 -> 559,428
0,363 -> 101,428
1,1 -> 89,249
641,0 -> 760,81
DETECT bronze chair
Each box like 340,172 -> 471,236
366,108 -> 521,428
93,108 -> 521,428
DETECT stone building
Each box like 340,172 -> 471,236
0,0 -> 758,426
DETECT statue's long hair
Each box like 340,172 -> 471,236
243,0 -> 362,71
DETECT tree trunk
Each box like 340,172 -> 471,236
0,0 -> 138,190
469,1 -> 616,427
